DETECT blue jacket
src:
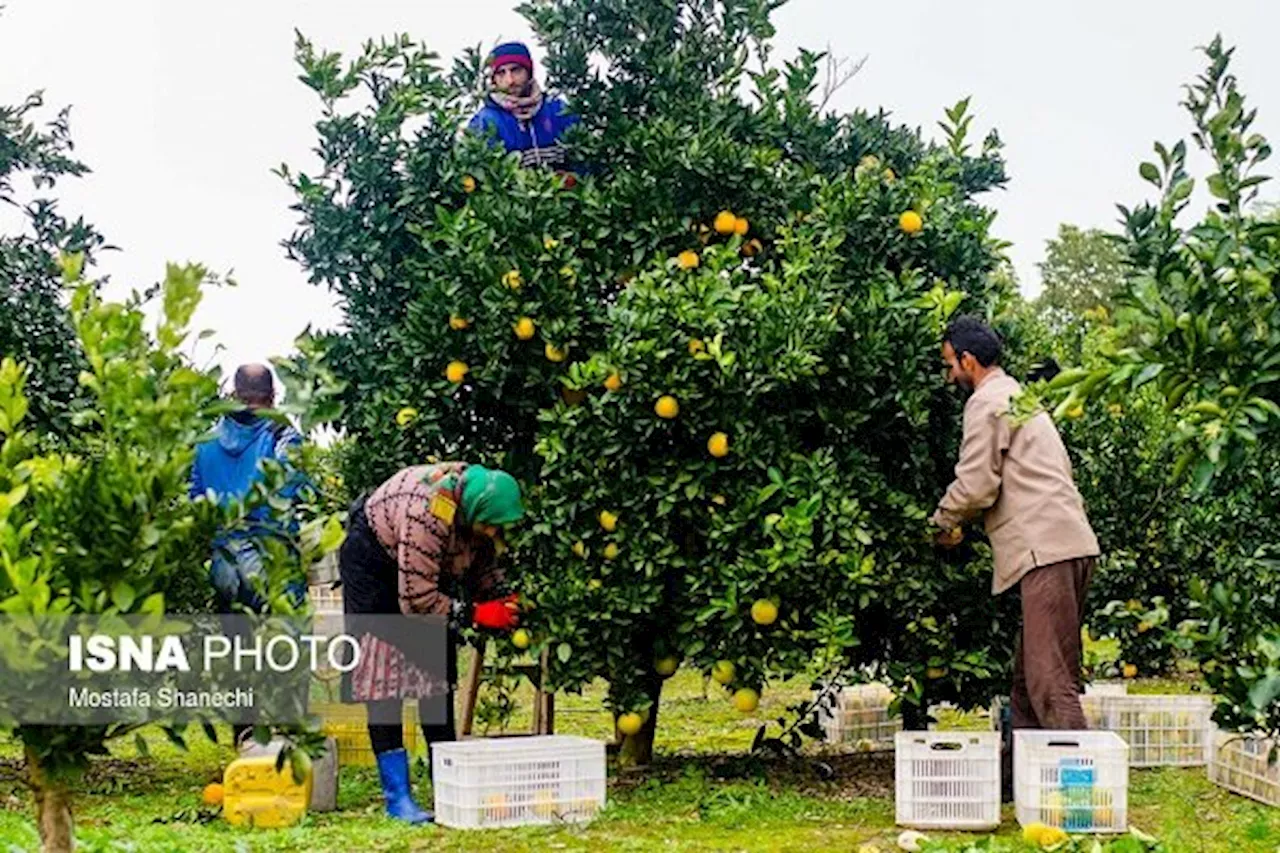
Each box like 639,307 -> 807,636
190,411 -> 303,529
467,96 -> 580,168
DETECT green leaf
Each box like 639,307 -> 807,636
557,642 -> 572,663
111,582 -> 137,612
1139,162 -> 1161,185
1248,674 -> 1280,711
134,733 -> 150,758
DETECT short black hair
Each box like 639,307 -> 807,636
233,364 -> 275,405
1026,357 -> 1061,384
943,315 -> 1003,367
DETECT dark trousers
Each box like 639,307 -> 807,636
367,632 -> 459,756
1011,556 -> 1096,730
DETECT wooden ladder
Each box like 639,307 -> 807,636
458,636 -> 554,736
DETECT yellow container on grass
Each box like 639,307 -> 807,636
314,701 -> 422,767
223,753 -> 313,828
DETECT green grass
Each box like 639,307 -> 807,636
0,669 -> 1276,852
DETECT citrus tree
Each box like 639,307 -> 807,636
0,261 -> 336,852
284,0 -> 1019,761
1051,36 -> 1280,739
0,85 -> 106,435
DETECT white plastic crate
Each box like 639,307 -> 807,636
1084,682 -> 1129,697
431,735 -> 606,829
818,683 -> 901,751
1015,730 -> 1128,834
895,731 -> 1001,830
1209,731 -> 1280,807
1080,694 -> 1214,767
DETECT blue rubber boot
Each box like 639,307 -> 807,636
375,748 -> 433,824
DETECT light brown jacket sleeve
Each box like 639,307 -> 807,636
931,394 -> 1010,529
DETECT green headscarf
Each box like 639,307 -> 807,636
460,465 -> 525,526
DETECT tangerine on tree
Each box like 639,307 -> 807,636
711,660 -> 735,685
676,250 -> 699,269
617,712 -> 644,736
461,175 -> 477,193
713,210 -> 737,234
545,343 -> 567,362
448,314 -> 470,330
707,432 -> 729,457
899,210 -> 923,234
514,317 -> 536,340
733,216 -> 749,236
750,599 -> 777,625
445,361 -> 468,383
604,372 -> 623,391
599,510 -> 618,532
655,395 -> 679,419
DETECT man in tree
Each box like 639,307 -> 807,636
191,364 -> 305,612
931,316 -> 1100,736
467,40 -> 579,170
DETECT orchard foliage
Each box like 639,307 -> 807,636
284,0 -> 1018,751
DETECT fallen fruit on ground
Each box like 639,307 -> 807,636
202,783 -> 224,807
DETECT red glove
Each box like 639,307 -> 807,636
473,595 -> 521,631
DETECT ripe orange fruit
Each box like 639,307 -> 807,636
750,599 -> 777,626
677,250 -> 699,270
617,712 -> 644,736
714,210 -> 737,235
711,660 -> 735,685
202,782 -> 224,807
707,432 -> 730,458
899,210 -> 923,234
572,540 -> 587,558
688,338 -> 705,355
1123,663 -> 1138,679
604,372 -> 623,392
655,395 -> 679,419
502,269 -> 523,290
395,407 -> 418,427
599,510 -> 618,532
449,314 -> 470,330
603,543 -> 619,561
461,175 -> 477,193
732,688 -> 759,713
734,216 -> 749,236
445,361 -> 469,383
545,343 -> 567,362
513,317 -> 536,340
512,629 -> 531,650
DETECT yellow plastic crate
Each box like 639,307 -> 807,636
224,753 -> 312,828
313,701 -> 422,767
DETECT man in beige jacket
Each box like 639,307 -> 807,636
931,316 -> 1100,730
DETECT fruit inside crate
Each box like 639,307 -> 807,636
1080,694 -> 1213,767
431,735 -> 607,829
1014,730 -> 1129,834
1209,731 -> 1280,807
818,682 -> 901,750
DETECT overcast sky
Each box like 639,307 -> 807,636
3,0 -> 1278,379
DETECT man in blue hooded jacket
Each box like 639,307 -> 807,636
467,41 -> 579,170
191,364 -> 304,611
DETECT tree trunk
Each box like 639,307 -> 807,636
26,747 -> 74,853
617,674 -> 663,769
